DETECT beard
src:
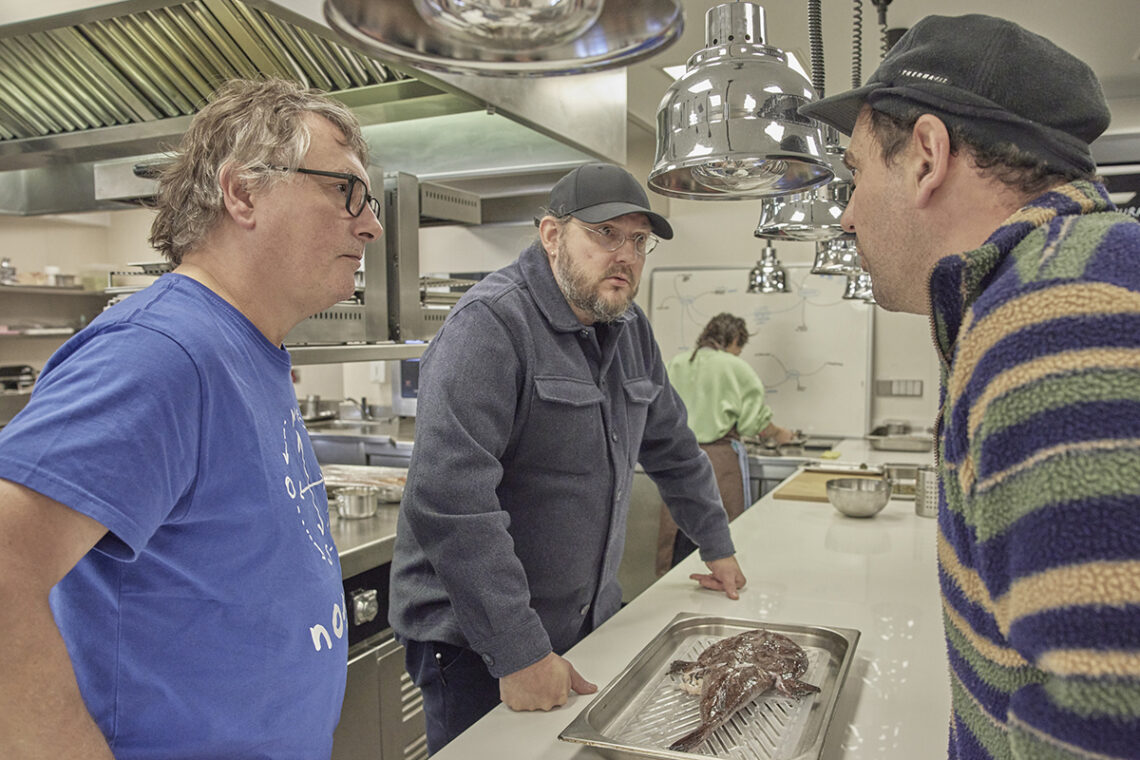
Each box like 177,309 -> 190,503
552,240 -> 639,323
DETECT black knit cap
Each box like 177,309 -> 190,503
799,14 -> 1110,175
539,163 -> 674,239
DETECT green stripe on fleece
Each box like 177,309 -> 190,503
950,675 -> 1011,760
1044,677 -> 1140,720
1009,722 -> 1112,760
967,449 -> 1140,541
945,610 -> 1043,695
978,369 -> 1140,440
1011,213 -> 1130,283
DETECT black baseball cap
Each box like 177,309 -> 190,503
539,163 -> 674,239
799,14 -> 1110,175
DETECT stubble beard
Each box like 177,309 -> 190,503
553,240 -> 638,323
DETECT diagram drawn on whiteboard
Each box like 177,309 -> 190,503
648,264 -> 873,436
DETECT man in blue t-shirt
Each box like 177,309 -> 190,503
0,79 -> 383,759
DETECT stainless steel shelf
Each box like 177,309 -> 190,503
287,342 -> 427,365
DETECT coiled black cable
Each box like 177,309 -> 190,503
808,0 -> 825,97
851,0 -> 863,87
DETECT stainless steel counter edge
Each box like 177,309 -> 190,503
331,505 -> 401,579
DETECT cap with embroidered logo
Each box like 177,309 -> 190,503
798,14 -> 1110,175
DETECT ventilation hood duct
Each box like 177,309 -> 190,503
0,0 -> 627,216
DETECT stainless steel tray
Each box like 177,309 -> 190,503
560,613 -> 859,760
866,434 -> 933,452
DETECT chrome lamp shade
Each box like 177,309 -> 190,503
649,2 -> 833,199
754,142 -> 852,240
323,0 -> 684,77
811,235 -> 862,275
842,270 -> 876,303
747,244 -> 790,293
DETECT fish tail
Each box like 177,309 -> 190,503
668,724 -> 712,753
776,676 -> 821,698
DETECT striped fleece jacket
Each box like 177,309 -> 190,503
931,180 -> 1140,758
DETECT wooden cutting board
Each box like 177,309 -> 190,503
772,469 -> 883,502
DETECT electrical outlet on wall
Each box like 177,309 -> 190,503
369,361 -> 385,383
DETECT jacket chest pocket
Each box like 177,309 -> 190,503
621,376 -> 661,461
517,376 -> 606,474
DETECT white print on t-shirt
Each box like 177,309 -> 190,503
282,408 -> 336,568
309,589 -> 348,651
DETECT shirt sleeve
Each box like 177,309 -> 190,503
399,302 -> 552,676
0,324 -> 202,559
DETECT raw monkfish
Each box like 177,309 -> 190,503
667,629 -> 820,752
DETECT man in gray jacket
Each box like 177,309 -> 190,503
389,163 -> 746,753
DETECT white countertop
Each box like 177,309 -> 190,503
432,441 -> 946,760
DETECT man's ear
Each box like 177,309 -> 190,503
909,114 -> 952,208
538,216 -> 561,257
219,163 -> 257,230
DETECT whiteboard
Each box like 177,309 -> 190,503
648,265 -> 873,437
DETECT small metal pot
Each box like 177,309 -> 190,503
334,485 -> 380,520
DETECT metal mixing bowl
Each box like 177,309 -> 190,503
826,477 -> 891,518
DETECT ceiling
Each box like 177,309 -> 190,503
626,0 -> 1140,139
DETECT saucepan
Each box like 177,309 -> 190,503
333,485 -> 380,520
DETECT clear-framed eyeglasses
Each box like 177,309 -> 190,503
270,166 -> 380,219
570,219 -> 660,256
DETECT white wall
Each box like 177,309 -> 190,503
636,198 -> 941,434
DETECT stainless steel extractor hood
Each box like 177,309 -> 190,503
0,0 -> 627,216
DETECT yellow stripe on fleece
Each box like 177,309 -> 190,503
1001,560 -> 1140,626
1039,648 -> 1140,678
946,282 -> 1140,411
943,594 -> 1030,669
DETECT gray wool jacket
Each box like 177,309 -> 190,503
388,242 -> 734,678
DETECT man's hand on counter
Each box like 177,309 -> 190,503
499,652 -> 597,711
690,555 -> 747,600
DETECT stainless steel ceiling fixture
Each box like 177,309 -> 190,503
842,270 -> 875,303
322,0 -> 683,77
754,135 -> 852,240
648,2 -> 832,200
811,235 -> 862,276
747,243 -> 790,294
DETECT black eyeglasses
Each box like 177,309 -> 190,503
270,166 -> 380,219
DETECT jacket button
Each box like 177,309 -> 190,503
611,432 -> 618,442
482,654 -> 494,665
580,604 -> 590,616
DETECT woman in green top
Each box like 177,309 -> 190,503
659,313 -> 795,572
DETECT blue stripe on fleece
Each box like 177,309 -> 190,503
978,400 -> 1140,478
967,312 -> 1140,400
947,636 -> 1013,716
950,713 -> 990,760
973,498 -> 1140,598
1085,223 -> 1140,287
1011,682 -> 1140,757
940,565 -> 1007,644
1010,606 -> 1140,656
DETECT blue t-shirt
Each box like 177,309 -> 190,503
0,274 -> 346,759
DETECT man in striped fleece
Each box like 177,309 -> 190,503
800,13 -> 1140,760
